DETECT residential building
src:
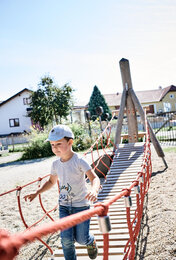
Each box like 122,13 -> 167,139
1,85 -> 175,138
103,85 -> 176,115
71,101 -> 88,123
0,88 -> 32,137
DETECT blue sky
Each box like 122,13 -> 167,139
0,0 -> 176,104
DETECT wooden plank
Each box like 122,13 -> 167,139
105,172 -> 138,177
49,256 -> 124,260
110,168 -> 142,173
53,143 -> 144,259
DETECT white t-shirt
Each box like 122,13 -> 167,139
51,153 -> 91,207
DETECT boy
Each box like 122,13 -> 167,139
24,125 -> 100,260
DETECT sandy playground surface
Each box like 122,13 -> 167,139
0,146 -> 175,260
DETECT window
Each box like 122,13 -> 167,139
9,118 -> 20,127
163,102 -> 171,112
23,97 -> 31,105
170,94 -> 174,99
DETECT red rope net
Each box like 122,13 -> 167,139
0,114 -> 152,260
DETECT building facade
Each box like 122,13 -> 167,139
103,85 -> 176,115
0,88 -> 32,136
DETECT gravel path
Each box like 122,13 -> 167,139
0,147 -> 176,260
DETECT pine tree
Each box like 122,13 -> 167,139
88,85 -> 112,121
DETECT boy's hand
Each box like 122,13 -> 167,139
24,192 -> 38,202
85,189 -> 98,202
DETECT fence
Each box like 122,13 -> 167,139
0,134 -> 29,146
112,111 -> 176,145
147,111 -> 176,145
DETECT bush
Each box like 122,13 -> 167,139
70,123 -> 92,152
21,130 -> 53,160
21,121 -> 114,160
21,123 -> 93,159
21,139 -> 53,160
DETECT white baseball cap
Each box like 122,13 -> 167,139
46,125 -> 74,141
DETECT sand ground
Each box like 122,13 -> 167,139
0,146 -> 175,260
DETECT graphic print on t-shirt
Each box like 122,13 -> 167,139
59,183 -> 76,205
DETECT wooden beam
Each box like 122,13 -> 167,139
114,88 -> 127,149
129,88 -> 167,167
119,58 -> 138,143
121,132 -> 146,143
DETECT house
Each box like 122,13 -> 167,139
1,85 -> 175,139
0,88 -> 32,137
71,101 -> 88,123
103,85 -> 176,115
0,87 -> 88,139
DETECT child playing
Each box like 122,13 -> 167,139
24,124 -> 100,260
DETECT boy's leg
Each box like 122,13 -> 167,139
73,206 -> 98,259
59,205 -> 77,260
73,206 -> 94,245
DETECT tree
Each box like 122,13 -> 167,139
29,76 -> 74,128
88,85 -> 112,121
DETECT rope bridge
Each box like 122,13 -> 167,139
0,113 -> 152,260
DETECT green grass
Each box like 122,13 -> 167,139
163,147 -> 176,153
8,143 -> 29,152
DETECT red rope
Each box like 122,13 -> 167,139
0,146 -> 152,260
37,180 -> 56,222
16,187 -> 53,254
96,141 -> 110,171
91,147 -> 107,178
0,174 -> 50,197
103,234 -> 109,260
0,113 -> 152,260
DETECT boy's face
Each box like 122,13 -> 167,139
50,138 -> 73,157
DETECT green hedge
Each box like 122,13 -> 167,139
20,121 -> 114,160
21,123 -> 93,160
21,133 -> 53,160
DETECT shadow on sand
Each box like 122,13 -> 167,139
28,232 -> 60,260
0,157 -> 51,168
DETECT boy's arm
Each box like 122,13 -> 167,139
85,169 -> 100,202
24,174 -> 58,202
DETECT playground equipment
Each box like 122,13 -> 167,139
0,59 -> 167,260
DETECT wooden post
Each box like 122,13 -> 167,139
11,134 -> 14,152
119,58 -> 138,143
129,88 -> 168,167
114,88 -> 127,150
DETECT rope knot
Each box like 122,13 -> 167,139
94,202 -> 109,217
122,188 -> 131,197
0,229 -> 19,260
138,171 -> 143,177
0,229 -> 10,240
16,186 -> 22,196
132,180 -> 139,186
16,186 -> 22,191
